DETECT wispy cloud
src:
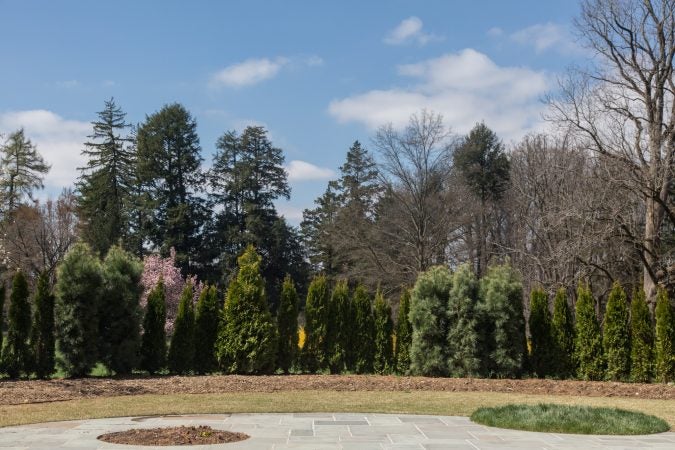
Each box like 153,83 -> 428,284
210,55 -> 323,88
383,16 -> 442,46
501,22 -> 582,55
285,160 -> 335,182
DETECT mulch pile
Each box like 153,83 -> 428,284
97,426 -> 249,446
1,375 -> 673,406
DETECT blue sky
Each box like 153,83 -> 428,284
0,0 -> 587,224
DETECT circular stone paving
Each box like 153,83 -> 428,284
0,413 -> 674,449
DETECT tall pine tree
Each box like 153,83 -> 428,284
31,272 -> 55,379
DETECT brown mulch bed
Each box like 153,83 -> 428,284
1,375 -> 674,406
98,425 -> 249,446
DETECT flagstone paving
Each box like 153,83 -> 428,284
0,413 -> 674,449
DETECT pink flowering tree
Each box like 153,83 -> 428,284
140,247 -> 204,334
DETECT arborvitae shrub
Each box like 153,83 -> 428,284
478,264 -> 526,378
194,285 -> 219,374
276,276 -> 299,373
327,280 -> 350,373
0,284 -> 4,361
551,288 -> 575,378
574,284 -> 605,380
140,280 -> 167,374
55,242 -> 103,377
304,275 -> 330,371
446,264 -> 481,377
216,245 -> 278,374
352,284 -> 375,373
168,282 -> 196,374
99,246 -> 143,375
529,288 -> 554,378
394,289 -> 412,374
31,272 -> 55,379
373,289 -> 394,374
1,271 -> 32,378
654,289 -> 675,382
603,282 -> 631,381
630,288 -> 653,383
410,265 -> 452,376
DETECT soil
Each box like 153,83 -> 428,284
97,425 -> 249,446
1,375 -> 674,405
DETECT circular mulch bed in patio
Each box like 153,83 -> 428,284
97,425 -> 249,446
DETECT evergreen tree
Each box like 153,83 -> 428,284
194,285 -> 219,374
529,288 -> 554,378
603,282 -> 631,381
327,279 -> 350,373
551,288 -> 575,378
0,284 -> 4,360
277,276 -> 299,373
394,289 -> 412,374
168,282 -> 196,374
477,264 -> 526,378
1,271 -> 32,378
446,264 -> 481,377
216,245 -> 278,374
574,284 -> 605,380
654,289 -> 675,382
54,243 -> 103,377
304,275 -> 331,371
630,288 -> 653,383
409,266 -> 453,376
373,289 -> 394,374
301,182 -> 341,276
352,284 -> 375,373
140,280 -> 167,374
31,272 -> 55,379
77,99 -> 136,255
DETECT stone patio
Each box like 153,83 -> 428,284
0,413 -> 673,449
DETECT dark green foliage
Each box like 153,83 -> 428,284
31,273 -> 55,379
0,129 -> 50,212
0,284 -> 4,363
529,288 -> 554,378
409,266 -> 452,376
654,289 -> 675,382
327,280 -> 350,373
98,246 -> 143,375
477,264 -> 526,378
276,276 -> 299,373
140,280 -> 167,374
603,282 -> 630,381
574,284 -> 605,380
1,272 -> 32,378
446,264 -> 481,377
551,288 -> 575,378
394,289 -> 412,374
352,284 -> 375,373
304,275 -> 331,371
216,245 -> 278,374
373,289 -> 394,374
630,289 -> 653,383
194,285 -> 219,374
168,283 -> 196,374
54,243 -> 103,378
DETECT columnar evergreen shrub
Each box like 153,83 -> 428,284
478,264 -> 526,378
574,284 -> 604,380
603,282 -> 630,381
352,284 -> 375,373
99,246 -> 143,375
446,264 -> 481,377
276,276 -> 299,373
630,288 -> 653,383
529,288 -> 554,378
194,285 -> 219,374
304,275 -> 330,371
31,272 -> 55,379
55,243 -> 103,377
373,289 -> 394,374
1,272 -> 32,378
394,289 -> 412,374
410,266 -> 452,376
0,284 -> 4,360
327,280 -> 350,373
168,282 -> 196,374
140,280 -> 167,374
654,289 -> 675,382
216,245 -> 278,374
551,288 -> 575,378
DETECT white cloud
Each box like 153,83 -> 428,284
509,22 -> 581,55
0,110 -> 89,193
276,203 -> 305,223
285,160 -> 335,182
305,55 -> 324,67
328,49 -> 550,140
487,27 -> 503,37
384,16 -> 442,46
210,57 -> 290,88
